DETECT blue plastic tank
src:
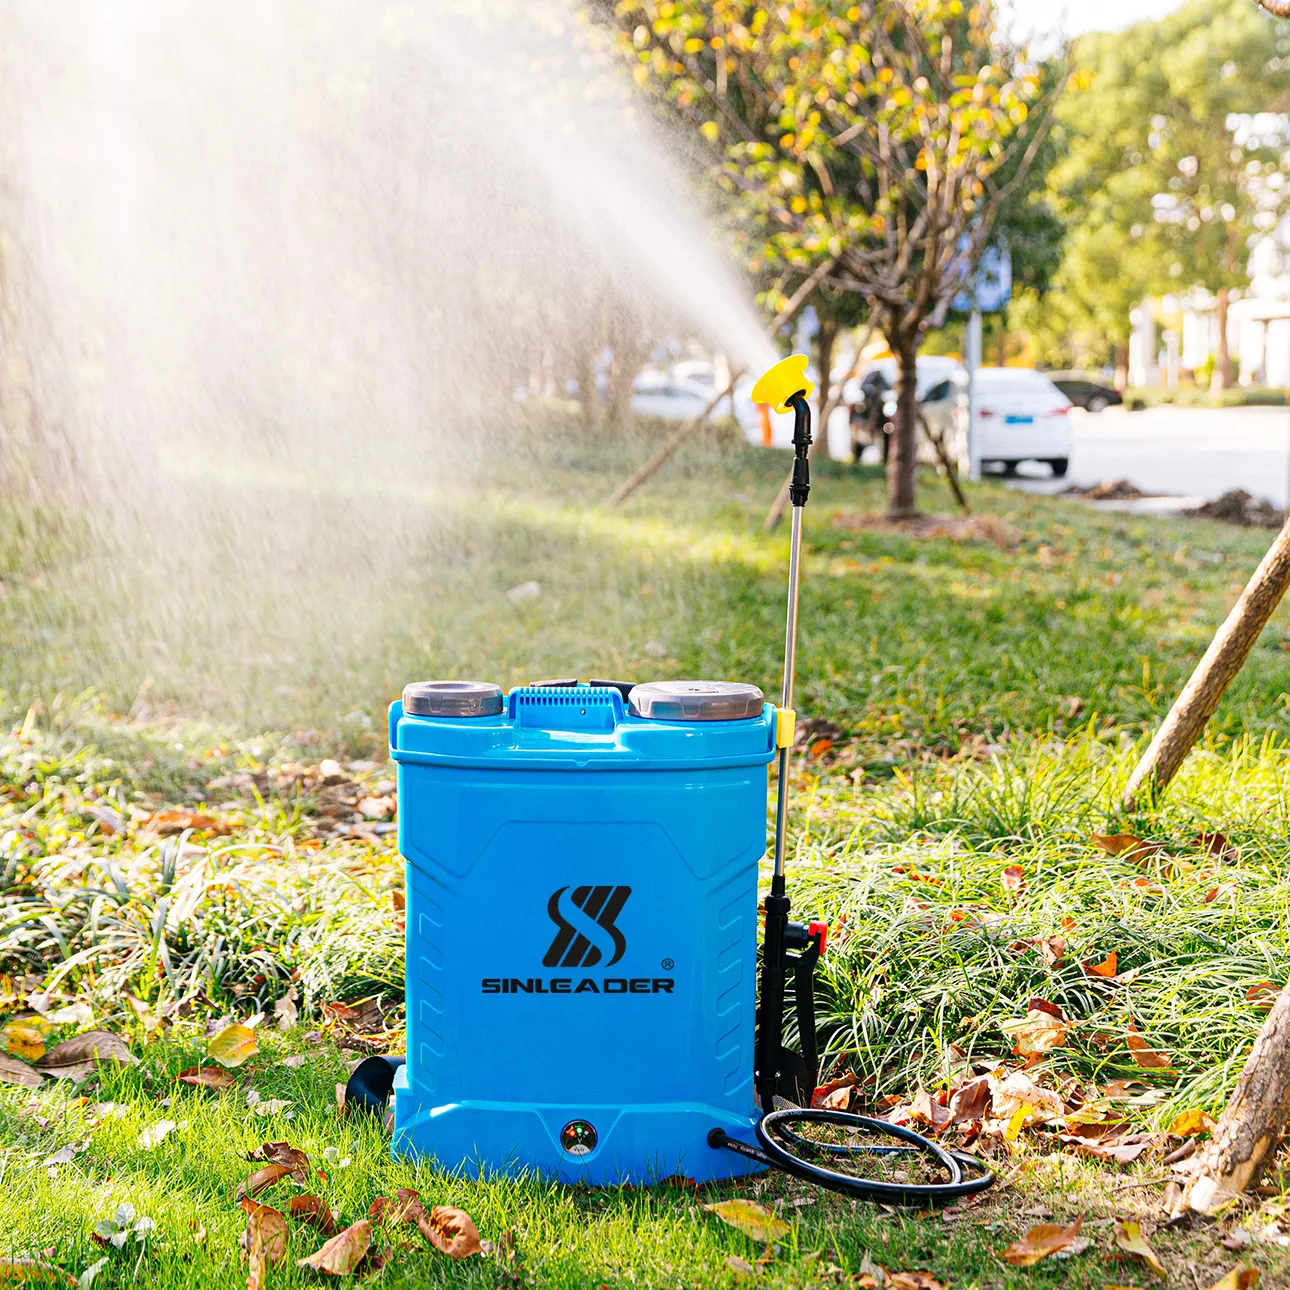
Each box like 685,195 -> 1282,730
388,679 -> 775,1184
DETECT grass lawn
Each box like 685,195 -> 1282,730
4,411 -> 1290,1286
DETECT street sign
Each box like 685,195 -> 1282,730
951,242 -> 1012,315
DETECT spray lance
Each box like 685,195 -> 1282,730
707,355 -> 996,1204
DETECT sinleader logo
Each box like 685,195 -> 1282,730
542,884 -> 631,968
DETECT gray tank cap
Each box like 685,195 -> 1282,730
402,680 -> 504,718
628,680 -> 765,722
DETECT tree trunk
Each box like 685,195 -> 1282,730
577,343 -> 599,431
1124,515 -> 1290,808
608,311 -> 643,435
1183,982 -> 1290,1214
887,338 -> 919,519
1114,343 -> 1129,392
811,313 -> 838,463
1212,287 -> 1232,394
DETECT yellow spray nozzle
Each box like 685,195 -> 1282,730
750,353 -> 814,414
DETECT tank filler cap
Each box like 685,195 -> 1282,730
628,680 -> 764,722
402,680 -> 503,718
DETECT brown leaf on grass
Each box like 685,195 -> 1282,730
1204,1268 -> 1260,1290
240,1198 -> 289,1265
1061,1132 -> 1157,1164
0,1052 -> 43,1088
245,1142 -> 310,1184
178,1065 -> 235,1090
1114,1220 -> 1167,1279
1194,832 -> 1237,860
990,1070 -> 1067,1120
417,1207 -> 482,1259
2,1019 -> 48,1061
124,995 -> 161,1034
889,1276 -> 948,1290
1084,950 -> 1118,978
288,1196 -> 339,1236
236,1163 -> 294,1200
906,1089 -> 953,1133
811,1074 -> 858,1110
1000,1006 -> 1068,1056
1244,982 -> 1281,1010
1126,1025 -> 1174,1071
1169,1109 -> 1217,1137
1103,1078 -> 1150,1101
143,809 -> 229,836
996,1217 -> 1084,1266
35,1031 -> 135,1080
208,1024 -> 258,1069
1091,834 -> 1160,861
725,1255 -> 756,1278
368,1189 -> 424,1225
297,1219 -> 371,1275
947,1075 -> 991,1124
702,1197 -> 791,1243
1001,864 -> 1026,893
0,1259 -> 76,1286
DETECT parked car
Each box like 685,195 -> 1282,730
1048,371 -> 1122,413
630,369 -> 717,421
965,367 -> 1072,477
851,356 -> 965,464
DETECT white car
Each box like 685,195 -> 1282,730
968,367 -> 1072,477
630,370 -> 717,421
919,366 -> 1071,477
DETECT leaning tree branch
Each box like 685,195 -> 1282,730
1124,514 -> 1290,807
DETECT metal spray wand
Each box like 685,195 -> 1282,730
750,355 -> 815,1114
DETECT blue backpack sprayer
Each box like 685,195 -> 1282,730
346,356 -> 994,1205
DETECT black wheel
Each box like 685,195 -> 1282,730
1000,460 -> 1019,477
1087,395 -> 1108,413
1048,457 -> 1069,478
753,1108 -> 995,1206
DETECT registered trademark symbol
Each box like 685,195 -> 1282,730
661,958 -> 674,970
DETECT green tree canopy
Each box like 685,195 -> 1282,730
1046,0 -> 1290,380
608,0 -> 1058,516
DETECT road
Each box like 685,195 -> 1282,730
1004,404 -> 1290,507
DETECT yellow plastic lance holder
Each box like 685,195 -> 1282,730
751,354 -> 815,506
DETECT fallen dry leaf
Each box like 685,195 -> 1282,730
1000,1006 -> 1068,1056
0,1051 -> 43,1089
368,1189 -> 424,1225
1204,1268 -> 1260,1290
1114,1219 -> 1167,1280
124,995 -> 160,1035
725,1254 -> 756,1278
0,1259 -> 76,1286
240,1198 -> 289,1264
417,1206 -> 482,1259
946,1075 -> 991,1125
2,1019 -> 49,1061
1169,1108 -> 1217,1137
297,1220 -> 371,1275
997,1217 -> 1084,1266
138,1119 -> 176,1149
237,1163 -> 294,1200
890,1275 -> 947,1290
1061,1132 -> 1157,1165
812,1074 -> 858,1110
990,1069 -> 1066,1120
1244,982 -> 1280,1010
289,1195 -> 340,1236
1084,950 -> 1118,978
1001,864 -> 1026,893
701,1198 -> 790,1244
245,1142 -> 310,1184
177,1065 -> 235,1090
35,1031 -> 135,1080
143,809 -> 229,836
1126,1025 -> 1174,1071
1091,833 -> 1160,861
208,1024 -> 258,1069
